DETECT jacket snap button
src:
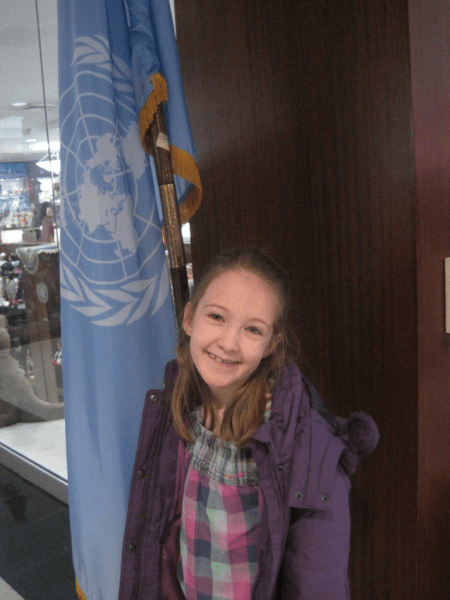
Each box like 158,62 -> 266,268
129,544 -> 137,552
277,464 -> 283,471
150,394 -> 158,403
295,491 -> 303,500
321,495 -> 329,503
137,470 -> 145,479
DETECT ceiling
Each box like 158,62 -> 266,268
0,0 -> 58,165
0,0 -> 178,169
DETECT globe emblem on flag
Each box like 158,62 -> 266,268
72,132 -> 141,258
59,36 -> 169,327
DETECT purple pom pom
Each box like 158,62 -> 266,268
344,413 -> 380,455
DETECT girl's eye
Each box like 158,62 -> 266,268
209,313 -> 223,322
247,326 -> 262,335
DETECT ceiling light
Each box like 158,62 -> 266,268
36,151 -> 60,174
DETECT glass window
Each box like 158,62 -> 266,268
0,0 -> 66,500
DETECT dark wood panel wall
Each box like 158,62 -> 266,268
175,0 -> 449,598
409,0 -> 450,597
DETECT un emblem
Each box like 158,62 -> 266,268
59,36 -> 169,327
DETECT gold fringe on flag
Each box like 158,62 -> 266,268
138,73 -> 202,223
170,144 -> 202,223
139,73 -> 168,152
75,579 -> 88,600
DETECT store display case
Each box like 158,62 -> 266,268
0,243 -> 63,426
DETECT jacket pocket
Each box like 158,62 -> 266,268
288,416 -> 346,511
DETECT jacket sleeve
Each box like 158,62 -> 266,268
279,464 -> 351,599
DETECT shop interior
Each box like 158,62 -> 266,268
0,0 -> 65,504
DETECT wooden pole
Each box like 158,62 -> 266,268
144,104 -> 190,326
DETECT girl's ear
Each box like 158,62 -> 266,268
182,302 -> 192,336
264,333 -> 282,357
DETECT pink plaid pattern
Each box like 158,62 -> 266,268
178,413 -> 261,600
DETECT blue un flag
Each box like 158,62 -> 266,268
58,1 -> 199,598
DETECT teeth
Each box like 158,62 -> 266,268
209,352 -> 238,365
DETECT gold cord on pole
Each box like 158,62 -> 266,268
144,104 -> 190,325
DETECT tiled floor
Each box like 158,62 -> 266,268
0,417 -> 77,600
0,463 -> 77,600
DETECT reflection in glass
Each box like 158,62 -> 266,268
0,0 -> 64,462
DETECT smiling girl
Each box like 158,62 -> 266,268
119,248 -> 379,600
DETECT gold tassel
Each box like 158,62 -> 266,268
138,72 -> 202,222
75,579 -> 88,600
170,145 -> 202,223
139,73 -> 168,152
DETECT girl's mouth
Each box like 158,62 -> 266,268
207,351 -> 239,366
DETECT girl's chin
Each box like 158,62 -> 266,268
205,381 -> 242,406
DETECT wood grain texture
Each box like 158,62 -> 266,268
409,0 -> 450,597
174,0 -> 450,597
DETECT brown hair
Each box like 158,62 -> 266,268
171,248 -> 300,447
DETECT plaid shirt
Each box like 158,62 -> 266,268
178,410 -> 268,600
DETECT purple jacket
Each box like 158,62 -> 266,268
118,361 -> 379,600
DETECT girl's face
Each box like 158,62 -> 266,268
183,269 -> 280,406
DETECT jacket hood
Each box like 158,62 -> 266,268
254,362 -> 379,478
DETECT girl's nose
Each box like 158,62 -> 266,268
218,326 -> 239,352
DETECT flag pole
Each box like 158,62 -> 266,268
145,104 -> 190,325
